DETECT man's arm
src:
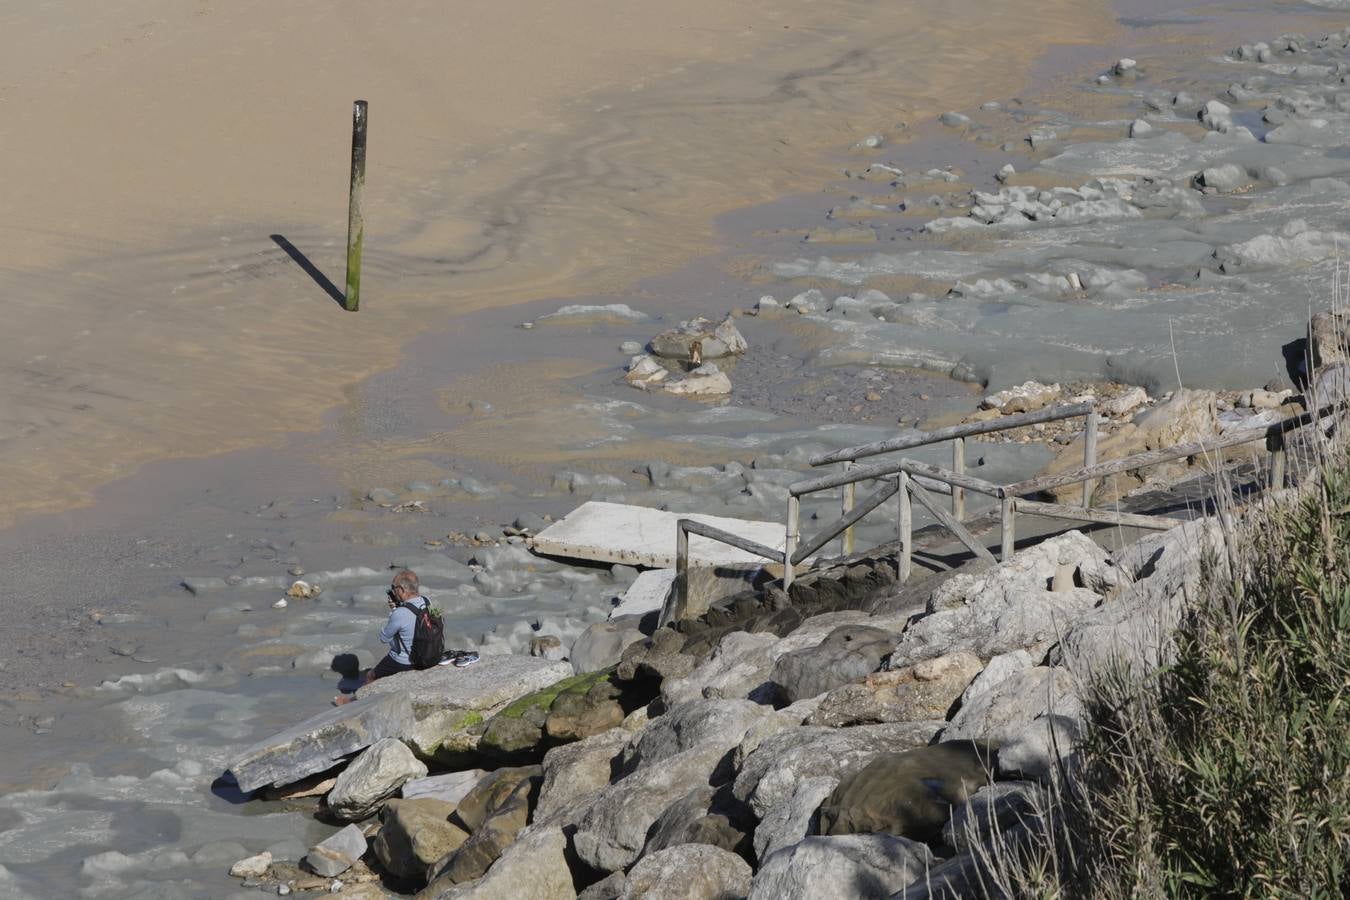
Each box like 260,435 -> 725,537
379,608 -> 409,646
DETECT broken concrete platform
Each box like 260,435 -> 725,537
529,501 -> 791,568
611,569 -> 677,620
226,693 -> 414,794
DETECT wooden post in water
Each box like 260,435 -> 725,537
343,100 -> 368,312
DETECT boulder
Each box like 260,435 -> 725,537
572,619 -> 650,674
572,741 -> 736,873
621,845 -> 752,900
451,766 -> 542,834
640,783 -> 754,858
661,630 -> 779,706
942,781 -> 1044,851
748,835 -> 935,900
649,316 -> 748,362
663,364 -> 733,397
229,851 -> 272,879
358,654 -> 573,718
980,381 -> 1062,415
942,665 -> 1080,743
625,355 -> 671,388
327,738 -> 428,821
373,799 -> 468,881
733,722 -> 942,820
478,669 -> 621,761
807,651 -> 982,727
578,873 -> 626,900
305,824 -> 367,877
622,698 -> 772,774
536,729 -> 628,822
227,693 -> 415,793
817,742 -> 995,842
1197,163 -> 1250,192
1310,310 -> 1350,368
752,775 -> 838,863
770,625 -> 898,704
408,709 -> 492,768
434,774 -> 539,884
1053,518 -> 1224,682
402,770 -> 488,805
890,532 -> 1114,669
421,825 -> 576,900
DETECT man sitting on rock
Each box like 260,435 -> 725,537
334,569 -> 430,705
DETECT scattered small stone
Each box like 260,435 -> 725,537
995,163 -> 1015,182
288,566 -> 305,577
1130,119 -> 1152,138
229,851 -> 273,879
286,580 -> 321,600
272,598 -> 288,609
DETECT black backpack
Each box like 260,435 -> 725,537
399,599 -> 445,669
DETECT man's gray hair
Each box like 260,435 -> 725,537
391,569 -> 419,594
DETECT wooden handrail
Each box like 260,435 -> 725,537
790,457 -> 1002,499
792,477 -> 899,565
809,401 -> 1095,467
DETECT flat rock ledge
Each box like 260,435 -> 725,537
357,655 -> 574,717
227,693 -> 414,794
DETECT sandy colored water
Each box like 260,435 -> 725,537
0,0 -> 1114,530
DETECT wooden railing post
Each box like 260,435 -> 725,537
898,472 -> 912,582
841,461 -> 856,555
952,437 -> 966,521
1083,410 -> 1099,507
1268,429 -> 1286,489
1000,496 -> 1016,560
670,520 -> 689,627
784,496 -> 800,591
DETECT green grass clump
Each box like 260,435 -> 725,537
993,454 -> 1350,898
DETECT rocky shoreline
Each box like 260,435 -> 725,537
204,16 -> 1350,898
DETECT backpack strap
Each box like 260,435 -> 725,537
392,598 -> 427,652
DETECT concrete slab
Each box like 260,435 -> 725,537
528,501 -> 789,568
611,569 -> 676,619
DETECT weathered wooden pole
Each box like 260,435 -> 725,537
951,436 -> 966,521
841,461 -> 856,555
343,100 -> 368,312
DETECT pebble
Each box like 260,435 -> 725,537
288,566 -> 305,577
272,598 -> 288,609
278,887 -> 292,896
620,341 -> 644,355
473,531 -> 493,543
995,164 -> 1015,182
1130,119 -> 1152,138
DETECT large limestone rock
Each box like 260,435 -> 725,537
660,631 -> 779,706
1054,518 -> 1224,681
807,651 -> 982,727
358,654 -> 574,717
402,770 -> 488,805
748,835 -> 935,900
752,775 -> 839,863
942,781 -> 1044,852
640,784 -> 753,859
327,738 -> 428,821
536,729 -> 627,821
1038,389 -> 1220,503
451,766 -> 541,834
622,698 -> 772,774
1310,309 -> 1350,368
817,742 -> 996,842
942,664 -> 1080,743
227,693 -> 414,793
663,364 -> 733,397
477,669 -> 631,761
981,380 -> 1062,414
620,844 -> 752,900
305,824 -> 367,878
572,741 -> 735,873
733,722 -> 942,820
571,619 -> 648,674
889,532 -> 1114,669
374,799 -> 468,881
649,315 -> 748,362
434,774 -> 539,884
421,825 -> 576,900
770,625 -> 898,704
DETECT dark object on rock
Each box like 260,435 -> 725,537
770,624 -> 898,704
817,740 -> 997,844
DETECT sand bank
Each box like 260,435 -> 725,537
0,0 -> 1111,528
